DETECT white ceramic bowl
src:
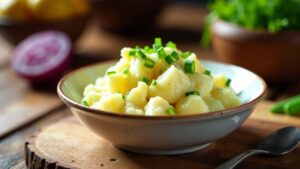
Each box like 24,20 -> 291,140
57,60 -> 267,155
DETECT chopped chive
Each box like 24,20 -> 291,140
138,50 -> 147,59
157,47 -> 167,59
181,51 -> 191,59
185,90 -> 200,96
166,41 -> 176,48
122,68 -> 129,74
166,107 -> 176,115
82,100 -> 89,106
122,95 -> 127,100
164,55 -> 174,64
204,70 -> 211,76
106,71 -> 116,76
144,58 -> 155,68
225,78 -> 232,87
184,60 -> 195,73
144,46 -> 153,54
141,77 -> 150,84
151,80 -> 157,86
128,49 -> 136,57
171,51 -> 179,60
154,37 -> 162,46
152,44 -> 161,51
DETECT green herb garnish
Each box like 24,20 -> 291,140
155,37 -> 162,46
138,50 -> 147,59
184,60 -> 195,73
82,100 -> 89,106
166,41 -> 176,48
106,71 -> 116,76
164,55 -> 174,64
185,90 -> 200,96
166,107 -> 176,115
122,68 -> 129,74
128,49 -> 136,57
170,51 -> 179,60
151,80 -> 157,86
141,77 -> 150,84
181,51 -> 191,59
157,47 -> 167,59
204,70 -> 211,76
225,78 -> 232,87
144,58 -> 155,68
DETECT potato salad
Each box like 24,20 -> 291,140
82,38 -> 241,116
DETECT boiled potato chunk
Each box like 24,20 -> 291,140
112,58 -> 130,72
126,82 -> 148,108
130,57 -> 153,80
91,93 -> 124,113
149,65 -> 190,104
214,74 -> 228,88
148,53 -> 168,78
188,73 -> 213,97
203,96 -> 225,112
105,73 -> 129,94
176,95 -> 209,115
82,92 -> 102,106
211,87 -> 241,109
125,103 -> 144,115
145,97 -> 172,116
187,53 -> 205,73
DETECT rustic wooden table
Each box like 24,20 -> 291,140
0,4 -> 300,169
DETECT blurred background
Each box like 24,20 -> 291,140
0,0 -> 300,100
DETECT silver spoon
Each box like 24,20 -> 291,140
216,126 -> 300,169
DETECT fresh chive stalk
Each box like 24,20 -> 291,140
106,71 -> 116,76
138,50 -> 147,59
166,107 -> 176,115
154,37 -> 162,46
166,41 -> 176,48
184,60 -> 195,73
157,47 -> 167,59
164,55 -> 174,64
144,58 -> 155,68
225,78 -> 232,87
128,49 -> 136,57
151,80 -> 157,86
171,51 -> 179,60
204,70 -> 211,76
185,90 -> 200,96
181,51 -> 191,59
141,77 -> 150,84
122,68 -> 129,74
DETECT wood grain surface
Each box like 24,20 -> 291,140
24,102 -> 300,169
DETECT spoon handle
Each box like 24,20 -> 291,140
216,149 -> 267,169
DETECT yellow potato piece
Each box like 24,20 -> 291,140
188,73 -> 213,97
203,96 -> 225,112
105,73 -> 134,94
187,53 -> 205,73
149,65 -> 190,104
125,103 -> 144,115
213,74 -> 228,88
176,95 -> 209,115
211,87 -> 241,109
126,82 -> 148,108
130,57 -> 154,80
91,93 -> 124,113
145,97 -> 172,116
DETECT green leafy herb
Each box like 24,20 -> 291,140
151,80 -> 157,86
166,107 -> 176,115
141,77 -> 150,84
122,68 -> 129,74
171,51 -> 179,60
166,41 -> 176,48
202,0 -> 300,46
144,58 -> 155,68
204,69 -> 211,76
184,60 -> 195,73
225,78 -> 232,87
185,90 -> 200,96
181,51 -> 191,59
157,47 -> 167,59
164,55 -> 174,64
82,100 -> 89,106
106,71 -> 116,76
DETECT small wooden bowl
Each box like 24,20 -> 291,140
212,20 -> 300,83
0,16 -> 89,46
90,0 -> 169,31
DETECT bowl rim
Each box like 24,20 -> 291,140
57,59 -> 268,120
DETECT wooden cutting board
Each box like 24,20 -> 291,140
25,102 -> 300,169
